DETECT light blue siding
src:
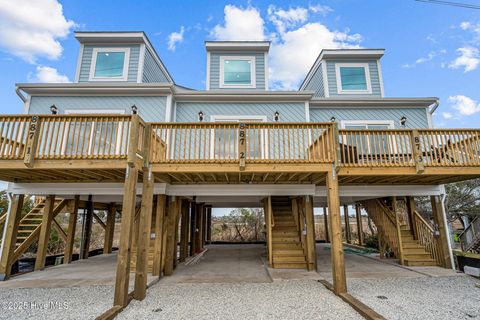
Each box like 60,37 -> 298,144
78,44 -> 140,83
209,52 -> 266,90
28,96 -> 167,122
175,102 -> 305,122
142,47 -> 170,83
326,60 -> 382,97
309,107 -> 429,128
304,62 -> 325,97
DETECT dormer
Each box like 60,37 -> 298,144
74,32 -> 173,84
300,49 -> 385,98
205,41 -> 270,90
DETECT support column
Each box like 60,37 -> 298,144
343,205 -> 351,244
113,166 -> 138,307
189,202 -> 197,256
431,195 -> 453,269
179,200 -> 189,262
34,195 -> 55,271
152,195 -> 166,277
0,194 -> 24,280
173,202 -> 181,269
164,196 -> 178,276
194,203 -> 204,253
206,207 -> 212,244
104,203 -> 116,254
355,204 -> 364,246
323,207 -> 330,243
326,171 -> 347,294
80,196 -> 94,260
406,196 -> 417,239
304,195 -> 317,271
64,196 -> 79,264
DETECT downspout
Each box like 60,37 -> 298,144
15,86 -> 26,103
427,99 -> 440,129
429,99 -> 440,115
440,193 -> 456,270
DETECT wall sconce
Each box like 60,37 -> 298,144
400,116 -> 407,127
198,111 -> 204,121
131,105 -> 138,115
274,111 -> 280,122
330,116 -> 336,122
50,105 -> 58,115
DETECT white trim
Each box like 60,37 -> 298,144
426,108 -> 434,128
315,185 -> 444,198
376,60 -> 385,97
304,101 -> 310,122
74,43 -> 84,83
167,184 -> 314,196
23,95 -> 31,114
340,120 -> 394,129
206,51 -> 211,90
88,47 -> 130,82
210,115 -> 267,122
137,43 -> 146,83
335,62 -> 372,94
219,56 -> 256,89
205,41 -> 270,51
264,51 -> 269,90
165,94 -> 173,122
321,62 -> 330,97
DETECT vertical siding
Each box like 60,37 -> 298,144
309,107 -> 429,128
304,62 -> 325,97
326,60 -> 382,97
78,44 -> 140,83
142,47 -> 170,83
28,96 -> 167,122
175,102 -> 305,122
209,52 -> 265,90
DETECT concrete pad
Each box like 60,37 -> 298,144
161,244 -> 271,284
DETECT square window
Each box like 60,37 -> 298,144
89,48 -> 130,81
219,56 -> 256,88
340,67 -> 367,90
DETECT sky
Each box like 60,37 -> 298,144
0,0 -> 480,127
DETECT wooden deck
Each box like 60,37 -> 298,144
0,114 -> 479,184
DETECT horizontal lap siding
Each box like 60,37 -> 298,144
209,52 -> 265,90
29,96 -> 167,122
326,60 -> 382,97
309,107 -> 429,128
175,102 -> 305,122
304,62 -> 325,97
78,44 -> 140,83
142,48 -> 169,83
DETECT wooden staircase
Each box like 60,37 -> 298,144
460,216 -> 480,254
271,196 -> 308,269
362,198 -> 438,267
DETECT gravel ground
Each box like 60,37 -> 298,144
0,285 -> 114,320
349,275 -> 480,320
118,280 -> 363,320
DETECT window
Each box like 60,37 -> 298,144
335,63 -> 372,94
219,56 -> 256,88
89,48 -> 130,81
341,120 -> 395,159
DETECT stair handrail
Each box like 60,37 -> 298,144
412,210 -> 442,265
368,199 -> 402,259
459,216 -> 480,252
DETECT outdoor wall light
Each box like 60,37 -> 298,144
198,111 -> 204,121
131,105 -> 138,115
50,105 -> 58,115
330,116 -> 336,122
274,111 -> 280,122
400,116 -> 407,127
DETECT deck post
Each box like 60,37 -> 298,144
80,196 -> 94,260
0,194 -> 24,280
113,166 -> 139,307
323,207 -> 330,243
173,201 -> 181,269
34,195 -> 55,271
103,203 -> 116,254
343,205 -> 351,244
152,195 -> 166,277
355,204 -> 364,246
326,170 -> 347,294
405,196 -> 417,240
64,195 -> 79,264
189,201 -> 197,256
164,196 -> 178,276
206,206 -> 212,244
431,195 -> 453,269
179,200 -> 189,262
304,195 -> 317,271
194,203 -> 204,253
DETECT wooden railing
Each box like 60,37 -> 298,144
412,210 -> 442,265
0,116 -> 30,160
459,216 -> 480,252
149,122 -> 335,164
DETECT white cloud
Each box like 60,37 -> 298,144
31,66 -> 70,83
167,26 -> 185,51
402,50 -> 446,68
448,95 -> 480,116
210,5 -> 265,40
210,4 -> 362,90
449,47 -> 480,72
460,21 -> 480,38
309,4 -> 333,15
442,112 -> 453,119
0,0 -> 75,63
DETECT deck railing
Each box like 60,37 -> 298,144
412,210 -> 442,265
459,216 -> 480,252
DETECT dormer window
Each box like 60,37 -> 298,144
335,63 -> 372,94
219,56 -> 256,88
89,48 -> 130,81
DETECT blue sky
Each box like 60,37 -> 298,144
0,0 -> 479,127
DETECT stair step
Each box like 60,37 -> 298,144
273,249 -> 305,255
272,231 -> 298,237
404,253 -> 433,259
273,255 -> 306,262
273,243 -> 303,250
403,247 -> 430,254
404,258 -> 437,266
273,262 -> 307,269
